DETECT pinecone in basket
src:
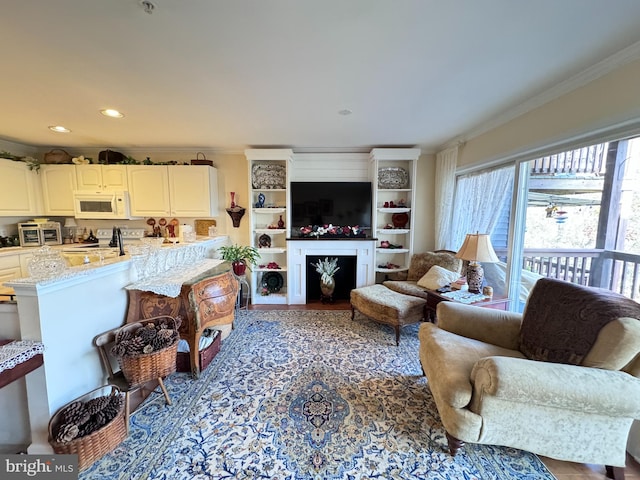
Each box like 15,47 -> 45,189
85,395 -> 111,415
124,336 -> 146,355
111,342 -> 127,357
78,419 -> 102,438
102,395 -> 124,422
60,401 -> 90,426
115,328 -> 133,344
55,423 -> 79,443
136,325 -> 158,343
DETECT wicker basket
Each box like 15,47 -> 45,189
48,385 -> 127,471
117,316 -> 179,386
43,148 -> 72,164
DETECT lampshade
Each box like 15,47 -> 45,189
64,217 -> 78,228
455,233 -> 499,263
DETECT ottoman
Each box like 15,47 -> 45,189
350,284 -> 427,345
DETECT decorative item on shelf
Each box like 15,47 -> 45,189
310,257 -> 340,304
455,232 -> 500,294
378,167 -> 409,189
258,233 -> 271,248
255,192 -> 266,208
555,210 -> 568,224
226,207 -> 246,228
277,215 -> 285,229
230,192 -> 236,208
252,163 -> 286,189
262,271 -> 284,293
391,212 -> 409,228
190,152 -> 213,166
43,148 -> 72,164
218,244 -> 260,276
298,224 -> 366,238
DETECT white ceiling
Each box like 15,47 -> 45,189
2,0 -> 640,153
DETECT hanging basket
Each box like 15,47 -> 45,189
116,316 -> 179,386
48,385 -> 127,471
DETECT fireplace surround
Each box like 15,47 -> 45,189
287,239 -> 376,304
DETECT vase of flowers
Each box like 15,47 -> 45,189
219,244 -> 260,276
310,257 -> 340,303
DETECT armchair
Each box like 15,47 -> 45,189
419,277 -> 640,479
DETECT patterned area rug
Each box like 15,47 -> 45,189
81,310 -> 556,479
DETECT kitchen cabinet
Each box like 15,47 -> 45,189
370,148 -> 420,281
245,149 -> 293,305
76,164 -> 128,191
127,165 -> 171,217
40,165 -> 77,216
0,159 -> 39,216
168,165 -> 218,217
0,255 -> 21,283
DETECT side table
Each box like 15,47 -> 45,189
234,274 -> 250,310
425,289 -> 511,322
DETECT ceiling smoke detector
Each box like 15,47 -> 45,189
140,0 -> 155,14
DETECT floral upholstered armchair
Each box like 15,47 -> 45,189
383,251 -> 463,300
418,277 -> 640,479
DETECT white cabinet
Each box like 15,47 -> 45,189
0,255 -> 22,283
127,165 -> 171,217
168,165 -> 218,217
76,164 -> 128,191
370,148 -> 420,280
40,164 -> 77,216
246,149 -> 293,305
0,159 -> 39,216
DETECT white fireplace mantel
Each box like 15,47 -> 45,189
287,239 -> 376,304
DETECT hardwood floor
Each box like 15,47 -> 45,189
248,300 -> 640,479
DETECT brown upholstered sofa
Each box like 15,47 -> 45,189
383,251 -> 463,300
418,277 -> 640,479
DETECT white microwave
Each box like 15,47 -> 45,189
73,190 -> 133,219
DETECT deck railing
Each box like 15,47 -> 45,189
530,143 -> 608,176
496,247 -> 640,301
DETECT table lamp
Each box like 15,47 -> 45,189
455,232 -> 499,293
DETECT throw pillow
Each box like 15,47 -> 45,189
417,265 -> 460,290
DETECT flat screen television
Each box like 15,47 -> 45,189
290,181 -> 372,233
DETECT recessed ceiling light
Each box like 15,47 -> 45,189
100,109 -> 124,118
338,109 -> 353,116
48,125 -> 71,133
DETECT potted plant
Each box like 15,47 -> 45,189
219,244 -> 260,276
310,257 -> 340,303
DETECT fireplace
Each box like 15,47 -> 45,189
287,239 -> 376,304
306,255 -> 357,302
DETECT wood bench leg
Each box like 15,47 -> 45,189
157,377 -> 172,406
394,326 -> 400,346
351,304 -> 356,320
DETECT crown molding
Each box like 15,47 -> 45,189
441,40 -> 640,151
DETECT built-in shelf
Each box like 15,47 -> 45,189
377,228 -> 410,234
377,207 -> 411,213
253,207 -> 286,213
256,247 -> 286,254
376,248 -> 410,254
255,228 -> 286,234
254,267 -> 288,272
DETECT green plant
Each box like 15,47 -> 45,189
310,257 -> 340,283
0,151 -> 40,171
218,244 -> 260,266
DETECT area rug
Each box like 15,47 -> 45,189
81,310 -> 556,479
